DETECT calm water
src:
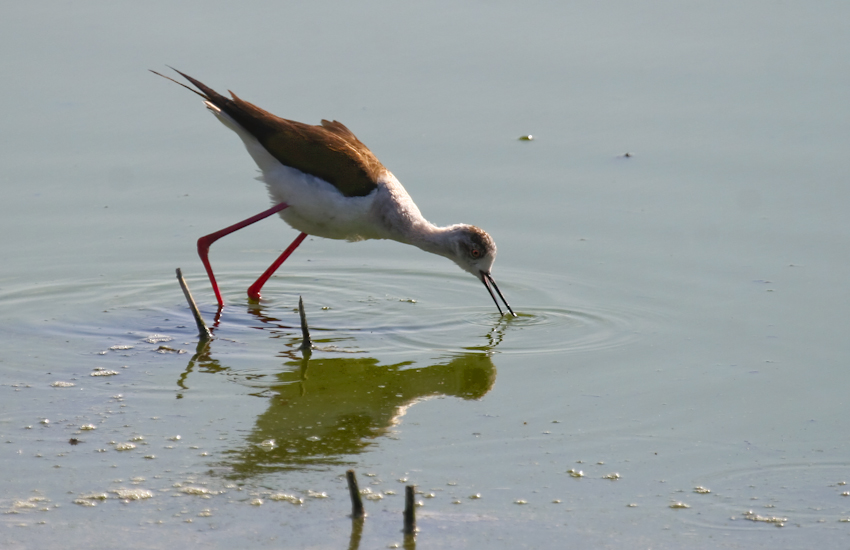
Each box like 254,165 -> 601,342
2,2 -> 850,548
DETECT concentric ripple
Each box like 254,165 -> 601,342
0,265 -> 663,358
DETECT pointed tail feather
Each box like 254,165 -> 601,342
150,67 -> 231,110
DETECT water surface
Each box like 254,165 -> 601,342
2,2 -> 850,548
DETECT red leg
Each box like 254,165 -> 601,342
197,202 -> 290,306
247,231 -> 308,301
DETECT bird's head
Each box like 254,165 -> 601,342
443,224 -> 497,276
443,225 -> 516,317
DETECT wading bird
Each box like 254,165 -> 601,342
154,69 -> 516,316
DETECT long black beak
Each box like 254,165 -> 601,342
481,271 -> 517,317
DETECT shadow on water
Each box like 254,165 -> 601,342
176,302 -> 502,478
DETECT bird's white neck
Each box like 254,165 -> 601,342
406,222 -> 469,260
375,173 -> 462,259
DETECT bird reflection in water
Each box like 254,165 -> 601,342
177,303 -> 505,477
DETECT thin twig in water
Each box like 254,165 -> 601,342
346,469 -> 365,519
298,296 -> 312,352
403,485 -> 416,535
176,268 -> 211,341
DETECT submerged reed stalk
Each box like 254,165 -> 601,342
403,485 -> 416,535
176,268 -> 211,340
298,295 -> 312,352
346,469 -> 365,519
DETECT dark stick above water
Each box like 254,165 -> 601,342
346,469 -> 365,519
403,485 -> 416,535
176,268 -> 211,340
298,295 -> 312,352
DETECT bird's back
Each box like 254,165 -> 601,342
175,70 -> 386,199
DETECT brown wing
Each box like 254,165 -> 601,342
173,70 -> 384,198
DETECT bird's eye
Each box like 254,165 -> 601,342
471,248 -> 481,259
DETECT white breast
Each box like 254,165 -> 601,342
261,162 -> 383,241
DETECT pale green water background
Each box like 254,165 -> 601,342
2,2 -> 850,548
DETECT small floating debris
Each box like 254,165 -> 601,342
514,499 -> 528,505
78,493 -> 108,502
91,368 -> 119,377
51,381 -> 75,388
198,509 -> 212,517
469,493 -> 482,500
114,443 -> 136,451
73,499 -> 98,507
143,334 -> 173,344
307,490 -> 328,499
11,497 -> 47,510
109,345 -> 134,351
361,489 -> 383,501
694,486 -> 711,494
181,486 -> 219,496
743,510 -> 786,526
40,419 -> 50,425
567,469 -> 584,478
620,152 -> 634,158
250,499 -> 263,506
79,424 -> 96,431
269,493 -> 303,505
518,135 -> 534,141
258,439 -> 276,450
669,502 -> 690,509
602,473 -> 620,480
155,345 -> 187,354
112,488 -> 153,500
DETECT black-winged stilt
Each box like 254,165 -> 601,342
154,69 -> 516,317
